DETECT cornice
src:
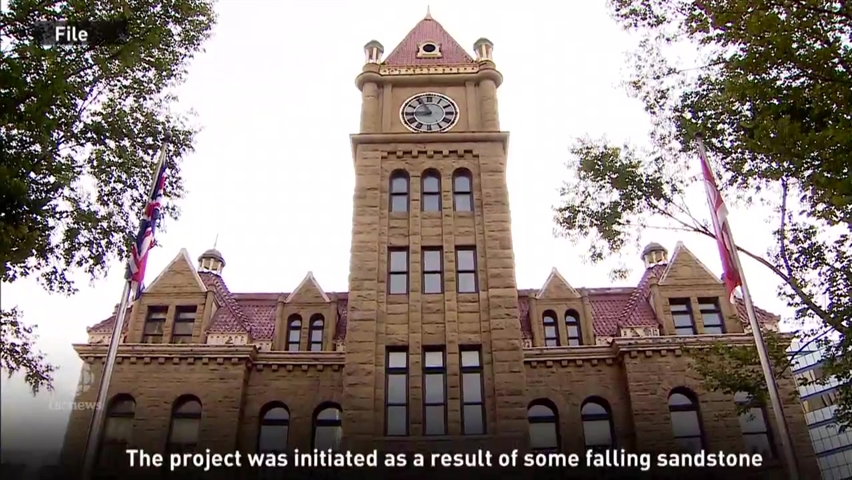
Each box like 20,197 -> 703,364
523,334 -> 782,367
350,131 -> 510,159
74,344 -> 346,370
355,65 -> 502,90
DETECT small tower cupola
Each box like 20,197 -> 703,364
474,37 -> 494,62
641,242 -> 668,268
364,40 -> 384,64
198,248 -> 225,275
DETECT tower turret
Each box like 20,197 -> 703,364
198,248 -> 225,275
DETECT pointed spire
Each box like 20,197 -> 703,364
213,233 -> 219,249
383,13 -> 475,66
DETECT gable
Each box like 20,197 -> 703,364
285,271 -> 330,304
143,249 -> 208,295
658,242 -> 723,287
536,268 -> 580,299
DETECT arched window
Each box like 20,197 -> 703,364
98,395 -> 135,468
581,398 -> 614,451
422,170 -> 441,212
668,389 -> 704,453
390,170 -> 409,213
528,400 -> 559,452
286,315 -> 301,351
313,403 -> 343,451
167,396 -> 202,454
310,314 -> 324,352
258,403 -> 290,453
542,311 -> 559,347
565,309 -> 582,346
452,169 -> 473,212
734,392 -> 775,458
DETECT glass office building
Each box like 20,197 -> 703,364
790,340 -> 852,480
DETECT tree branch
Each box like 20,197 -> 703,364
646,197 -> 840,330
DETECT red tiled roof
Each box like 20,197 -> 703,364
85,261 -> 777,344
383,16 -> 475,66
734,297 -> 779,326
200,272 -> 251,336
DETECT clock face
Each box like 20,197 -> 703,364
400,93 -> 459,133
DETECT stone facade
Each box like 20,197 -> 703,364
62,13 -> 818,479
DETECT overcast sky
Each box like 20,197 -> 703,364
1,0 -> 793,461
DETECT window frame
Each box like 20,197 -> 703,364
542,311 -> 559,347
735,392 -> 776,459
455,247 -> 478,294
385,347 -> 409,436
166,396 -> 202,454
309,314 -> 324,351
312,404 -> 343,451
389,171 -> 410,213
698,297 -> 726,334
170,306 -> 197,344
388,248 -> 409,295
286,315 -> 302,351
527,400 -> 560,452
580,398 -> 615,451
452,169 -> 473,212
459,345 -> 486,435
422,347 -> 447,436
98,395 -> 136,468
421,170 -> 442,212
667,389 -> 705,453
669,298 -> 697,335
565,309 -> 583,346
422,248 -> 443,294
257,403 -> 290,454
142,307 -> 167,344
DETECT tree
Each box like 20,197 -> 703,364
554,0 -> 851,428
0,0 -> 217,394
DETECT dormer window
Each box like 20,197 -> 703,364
417,41 -> 442,58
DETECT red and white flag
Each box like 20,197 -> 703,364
697,139 -> 742,302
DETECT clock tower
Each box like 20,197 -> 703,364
345,11 -> 528,452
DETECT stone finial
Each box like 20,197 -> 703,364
474,37 -> 494,62
641,242 -> 668,268
364,40 -> 384,64
198,248 -> 225,275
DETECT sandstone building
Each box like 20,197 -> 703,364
62,12 -> 819,478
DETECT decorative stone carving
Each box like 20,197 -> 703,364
206,334 -> 249,346
595,336 -> 614,346
254,341 -> 272,352
334,340 -> 346,352
522,338 -> 533,349
618,326 -> 660,338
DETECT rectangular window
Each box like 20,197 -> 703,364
385,348 -> 408,436
456,247 -> 478,293
422,248 -> 443,294
423,347 -> 447,435
388,248 -> 409,295
142,307 -> 167,343
698,298 -> 725,334
669,299 -> 696,335
171,307 -> 196,344
460,346 -> 485,435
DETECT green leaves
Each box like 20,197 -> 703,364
0,0 -> 216,394
557,0 -> 850,428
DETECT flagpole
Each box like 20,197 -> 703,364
81,137 -> 170,480
696,139 -> 799,480
728,236 -> 800,480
